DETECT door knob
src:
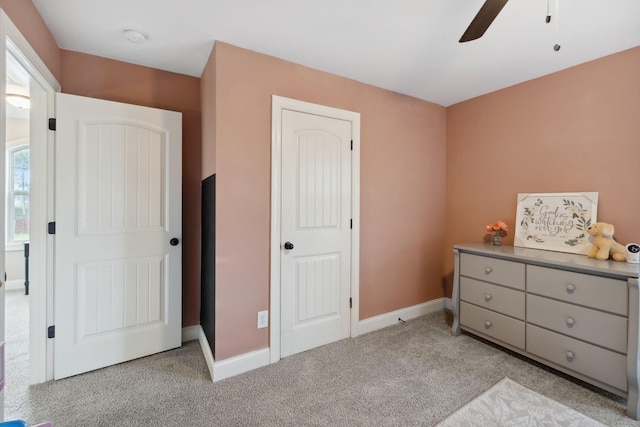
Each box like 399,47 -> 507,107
284,242 -> 294,250
170,238 -> 179,246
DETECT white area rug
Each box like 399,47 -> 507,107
437,377 -> 607,426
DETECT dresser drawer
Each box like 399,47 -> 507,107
460,302 -> 525,349
460,253 -> 525,290
527,325 -> 627,392
527,294 -> 627,353
527,265 -> 627,315
460,277 -> 525,320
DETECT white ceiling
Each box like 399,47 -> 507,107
32,0 -> 640,107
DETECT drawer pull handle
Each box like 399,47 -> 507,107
485,267 -> 493,274
565,317 -> 575,327
566,284 -> 575,294
484,294 -> 493,302
565,351 -> 575,362
484,321 -> 492,329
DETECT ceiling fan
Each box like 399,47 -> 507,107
459,0 -> 509,43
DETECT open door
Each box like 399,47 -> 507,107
53,93 -> 182,379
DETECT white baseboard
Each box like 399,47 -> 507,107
198,326 -> 215,382
213,348 -> 270,382
354,298 -> 445,336
444,297 -> 452,311
187,326 -> 271,383
181,325 -> 200,342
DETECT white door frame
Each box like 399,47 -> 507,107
270,95 -> 360,363
1,10 -> 61,385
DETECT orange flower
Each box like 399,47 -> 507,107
486,220 -> 508,233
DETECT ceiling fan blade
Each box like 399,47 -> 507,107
459,0 -> 509,43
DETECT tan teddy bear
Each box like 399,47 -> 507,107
586,222 -> 627,262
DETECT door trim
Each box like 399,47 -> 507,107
1,10 -> 61,385
270,95 -> 360,363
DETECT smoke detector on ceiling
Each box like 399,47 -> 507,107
123,29 -> 148,44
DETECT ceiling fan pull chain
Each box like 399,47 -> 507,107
546,0 -> 551,23
553,0 -> 562,51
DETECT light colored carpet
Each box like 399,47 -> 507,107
437,377 -> 606,426
4,305 -> 640,426
5,289 -> 29,420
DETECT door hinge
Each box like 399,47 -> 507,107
48,118 -> 56,131
351,140 -> 353,150
47,222 -> 56,235
47,325 -> 55,339
350,298 -> 352,309
350,219 -> 352,229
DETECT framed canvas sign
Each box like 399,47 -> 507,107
514,192 -> 598,254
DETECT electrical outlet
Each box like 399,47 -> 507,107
257,310 -> 269,329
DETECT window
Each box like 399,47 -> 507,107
7,144 -> 30,244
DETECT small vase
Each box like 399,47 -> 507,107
491,233 -> 502,246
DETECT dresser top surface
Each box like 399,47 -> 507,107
454,243 -> 640,279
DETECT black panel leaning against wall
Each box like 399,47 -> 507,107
201,174 -> 216,357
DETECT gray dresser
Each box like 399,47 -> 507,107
451,243 -> 640,419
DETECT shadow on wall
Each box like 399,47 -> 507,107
442,271 -> 454,302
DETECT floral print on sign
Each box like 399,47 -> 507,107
514,193 -> 598,255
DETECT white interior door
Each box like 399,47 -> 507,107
280,109 -> 352,358
53,93 -> 182,379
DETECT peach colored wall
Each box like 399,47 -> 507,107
60,50 -> 203,327
203,42 -> 447,360
0,1 -> 61,81
201,45 -> 216,178
444,46 -> 640,295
